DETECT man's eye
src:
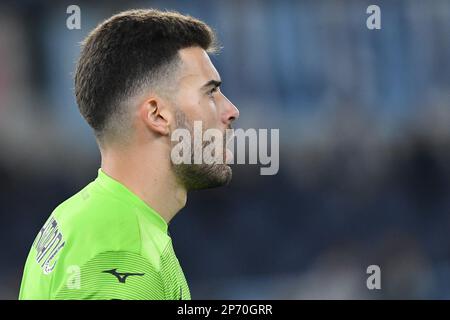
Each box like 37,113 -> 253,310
208,87 -> 218,96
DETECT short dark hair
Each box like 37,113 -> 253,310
75,9 -> 217,140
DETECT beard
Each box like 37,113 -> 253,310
172,109 -> 232,191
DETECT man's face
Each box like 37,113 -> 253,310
170,46 -> 240,190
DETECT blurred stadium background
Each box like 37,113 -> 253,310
1,0 -> 450,299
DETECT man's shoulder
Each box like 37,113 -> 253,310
51,182 -> 143,255
44,179 -> 170,267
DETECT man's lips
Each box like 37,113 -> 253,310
225,148 -> 233,164
224,129 -> 235,164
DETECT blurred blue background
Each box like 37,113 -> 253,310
1,0 -> 450,299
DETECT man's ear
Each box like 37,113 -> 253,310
139,97 -> 172,136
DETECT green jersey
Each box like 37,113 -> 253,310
19,169 -> 191,300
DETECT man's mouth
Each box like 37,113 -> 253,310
225,148 -> 233,164
224,129 -> 235,165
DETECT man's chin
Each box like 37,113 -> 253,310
174,163 -> 232,191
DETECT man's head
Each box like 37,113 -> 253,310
75,9 -> 239,191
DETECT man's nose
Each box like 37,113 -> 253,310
221,94 -> 240,125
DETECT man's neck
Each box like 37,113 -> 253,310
100,145 -> 187,224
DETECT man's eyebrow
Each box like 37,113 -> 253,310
201,79 -> 222,89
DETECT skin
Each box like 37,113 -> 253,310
101,46 -> 240,223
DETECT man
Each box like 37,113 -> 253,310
19,9 -> 239,300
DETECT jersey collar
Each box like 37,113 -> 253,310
96,168 -> 168,234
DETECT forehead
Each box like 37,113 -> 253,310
177,47 -> 220,85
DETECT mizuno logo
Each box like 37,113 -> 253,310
102,268 -> 145,283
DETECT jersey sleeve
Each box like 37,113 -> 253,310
54,251 -> 166,300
